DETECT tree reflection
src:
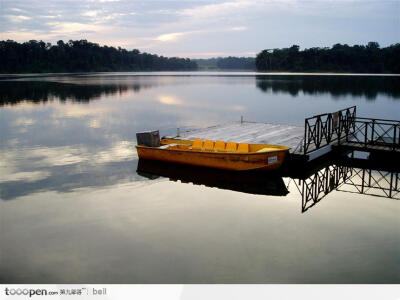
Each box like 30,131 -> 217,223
256,75 -> 400,100
0,81 -> 151,106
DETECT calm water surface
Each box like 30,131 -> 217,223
0,72 -> 399,283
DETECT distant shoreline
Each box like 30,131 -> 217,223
1,71 -> 399,78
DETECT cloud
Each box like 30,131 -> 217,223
81,10 -> 102,18
153,26 -> 248,44
231,26 -> 247,31
53,105 -> 112,118
47,22 -> 109,35
0,170 -> 51,183
10,8 -> 24,13
86,0 -> 121,2
0,0 -> 397,56
4,15 -> 31,22
0,141 -> 138,174
88,119 -> 101,128
179,1 -> 256,19
13,117 -> 35,126
157,95 -> 183,105
156,32 -> 186,42
232,105 -> 246,111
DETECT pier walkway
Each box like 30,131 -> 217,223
173,106 -> 400,164
176,121 -> 304,152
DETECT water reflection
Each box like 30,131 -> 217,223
1,74 -> 400,108
135,155 -> 399,214
0,142 -> 149,200
1,73 -> 399,205
1,73 -> 400,284
0,81 -> 149,106
137,159 -> 289,196
293,156 -> 400,212
256,75 -> 400,99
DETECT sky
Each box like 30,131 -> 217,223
0,0 -> 399,58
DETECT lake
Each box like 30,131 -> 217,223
0,72 -> 399,283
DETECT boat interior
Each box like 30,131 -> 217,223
158,138 -> 290,153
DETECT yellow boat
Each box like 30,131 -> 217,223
136,137 -> 290,171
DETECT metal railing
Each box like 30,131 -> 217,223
344,117 -> 400,151
303,106 -> 356,154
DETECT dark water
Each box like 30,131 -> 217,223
0,72 -> 399,283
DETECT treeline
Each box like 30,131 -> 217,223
0,39 -> 198,73
256,42 -> 400,73
194,57 -> 255,70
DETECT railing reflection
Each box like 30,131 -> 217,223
296,161 -> 400,212
296,164 -> 352,212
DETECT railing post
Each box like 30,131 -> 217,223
301,180 -> 306,213
361,168 -> 365,194
304,119 -> 307,154
353,106 -> 357,133
316,117 -> 320,147
371,119 -> 375,144
338,112 -> 342,145
327,114 -> 332,143
398,124 -> 400,147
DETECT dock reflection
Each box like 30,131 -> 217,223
137,155 -> 399,213
293,159 -> 400,212
137,159 -> 289,197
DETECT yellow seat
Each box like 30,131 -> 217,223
191,139 -> 203,150
226,142 -> 238,152
237,143 -> 249,153
256,147 -> 276,153
203,140 -> 214,151
214,140 -> 226,152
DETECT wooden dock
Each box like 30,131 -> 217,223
174,121 -> 304,152
145,106 -> 400,212
169,106 -> 400,166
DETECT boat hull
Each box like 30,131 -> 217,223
136,146 -> 288,171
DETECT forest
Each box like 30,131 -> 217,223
0,39 -> 198,73
2,40 -> 399,74
194,57 -> 255,70
256,42 -> 400,73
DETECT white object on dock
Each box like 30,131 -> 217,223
172,121 -> 304,153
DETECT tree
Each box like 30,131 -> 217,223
255,42 -> 400,73
0,40 -> 198,73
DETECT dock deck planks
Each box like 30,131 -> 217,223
172,121 -> 304,152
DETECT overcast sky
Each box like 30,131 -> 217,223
0,0 -> 399,58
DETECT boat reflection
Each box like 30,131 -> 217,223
136,159 -> 289,196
